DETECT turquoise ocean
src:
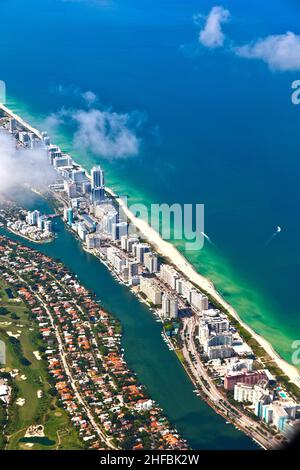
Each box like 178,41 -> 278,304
1,0 -> 300,449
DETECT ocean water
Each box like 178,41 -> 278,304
0,0 -> 300,444
0,189 -> 257,449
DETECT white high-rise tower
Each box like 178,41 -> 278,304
91,166 -> 105,189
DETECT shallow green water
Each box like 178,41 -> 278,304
0,190 -> 256,449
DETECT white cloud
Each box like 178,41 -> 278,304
82,90 -> 97,106
0,131 -> 55,195
53,84 -> 99,106
71,108 -> 143,160
198,6 -> 230,49
53,83 -> 80,97
43,112 -> 65,136
45,101 -> 145,161
235,32 -> 300,71
45,89 -> 146,160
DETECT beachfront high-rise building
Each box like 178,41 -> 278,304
128,261 -> 139,279
42,131 -> 50,147
94,202 -> 118,232
91,166 -> 105,189
162,293 -> 178,320
198,309 -> 233,359
121,235 -> 128,251
103,211 -> 118,235
126,237 -> 139,253
18,131 -> 30,146
91,187 -> 105,204
139,277 -> 162,306
120,235 -> 139,252
81,181 -> 91,195
112,221 -> 128,241
9,118 -> 17,133
91,166 -> 105,205
53,155 -> 73,169
203,333 -> 234,360
257,401 -> 300,434
135,243 -> 150,263
175,278 -> 193,303
190,289 -> 209,312
160,264 -> 180,290
48,145 -> 62,165
71,169 -> 87,183
198,310 -> 229,341
144,252 -> 158,273
30,137 -> 44,150
64,181 -> 77,199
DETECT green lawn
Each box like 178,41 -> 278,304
0,277 -> 83,450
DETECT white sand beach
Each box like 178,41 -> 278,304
107,187 -> 300,387
2,102 -> 299,387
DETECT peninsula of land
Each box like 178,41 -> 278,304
1,102 -> 300,449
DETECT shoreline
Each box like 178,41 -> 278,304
0,214 -> 270,449
1,103 -> 299,385
80,243 -> 269,447
106,188 -> 300,388
0,235 -> 188,450
6,227 -> 54,245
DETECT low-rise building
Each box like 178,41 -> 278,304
224,370 -> 268,391
234,382 -> 269,403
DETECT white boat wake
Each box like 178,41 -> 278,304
266,226 -> 282,245
201,231 -> 216,247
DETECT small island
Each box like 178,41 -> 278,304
0,201 -> 55,244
